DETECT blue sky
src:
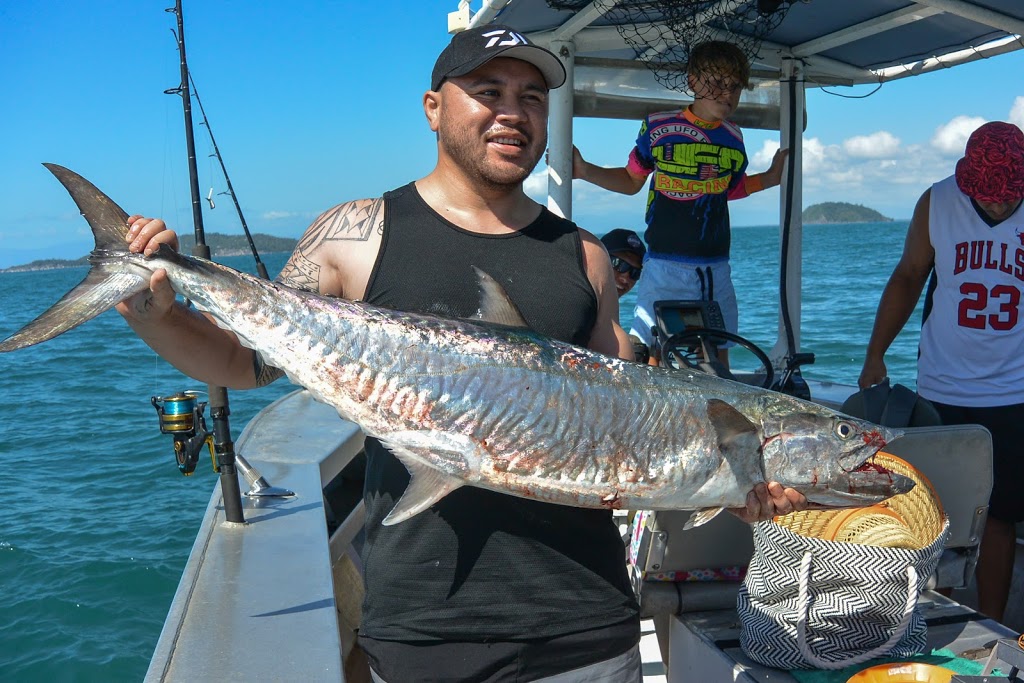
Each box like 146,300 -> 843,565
2,1 -> 1023,268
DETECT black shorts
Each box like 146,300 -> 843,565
930,401 -> 1024,523
359,617 -> 639,683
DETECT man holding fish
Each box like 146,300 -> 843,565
119,27 -> 810,682
3,28 -> 906,683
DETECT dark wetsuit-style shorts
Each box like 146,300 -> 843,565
930,401 -> 1024,523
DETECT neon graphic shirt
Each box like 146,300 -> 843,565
627,107 -> 759,260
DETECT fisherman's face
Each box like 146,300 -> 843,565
976,197 -> 1022,222
429,58 -> 549,188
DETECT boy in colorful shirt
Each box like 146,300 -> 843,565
573,40 -> 788,365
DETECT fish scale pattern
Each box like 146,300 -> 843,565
737,519 -> 949,669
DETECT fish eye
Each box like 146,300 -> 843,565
835,421 -> 855,439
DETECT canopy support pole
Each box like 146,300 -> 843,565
547,39 -> 576,218
772,56 -> 806,364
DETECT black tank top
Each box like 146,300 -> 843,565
358,183 -> 639,647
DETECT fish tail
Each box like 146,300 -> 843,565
0,164 -> 149,352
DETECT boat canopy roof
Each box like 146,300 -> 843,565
452,1 -> 1024,359
457,0 -> 1024,127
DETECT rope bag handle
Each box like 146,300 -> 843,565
796,551 -> 919,670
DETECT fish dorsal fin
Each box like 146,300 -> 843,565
684,507 -> 725,529
706,398 -> 759,451
471,267 -> 529,328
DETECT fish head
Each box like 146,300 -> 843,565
759,408 -> 914,507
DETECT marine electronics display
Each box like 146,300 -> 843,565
653,299 -> 727,338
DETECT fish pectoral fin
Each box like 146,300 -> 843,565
378,431 -> 474,526
382,460 -> 464,526
470,267 -> 530,328
706,399 -> 759,451
684,507 -> 725,530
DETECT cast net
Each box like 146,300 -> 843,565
544,0 -> 794,96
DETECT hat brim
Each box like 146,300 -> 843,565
439,44 -> 566,91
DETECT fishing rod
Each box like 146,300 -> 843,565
188,72 -> 270,281
165,0 -> 245,524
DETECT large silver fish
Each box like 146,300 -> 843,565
1,164 -> 912,526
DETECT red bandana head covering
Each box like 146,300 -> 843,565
955,122 -> 1024,202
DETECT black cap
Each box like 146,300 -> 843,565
601,229 -> 646,259
431,25 -> 566,92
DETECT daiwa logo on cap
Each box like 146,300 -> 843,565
430,23 -> 567,91
482,29 -> 528,49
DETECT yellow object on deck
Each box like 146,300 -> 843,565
845,661 -> 953,682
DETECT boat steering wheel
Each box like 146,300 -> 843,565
660,328 -> 775,389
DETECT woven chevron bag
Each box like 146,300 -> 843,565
737,516 -> 950,670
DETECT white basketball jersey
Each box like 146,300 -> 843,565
918,175 -> 1024,406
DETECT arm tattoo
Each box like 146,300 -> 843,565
252,350 -> 285,387
276,198 -> 383,290
277,251 -> 320,290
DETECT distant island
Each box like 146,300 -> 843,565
803,202 -> 892,224
1,233 -> 298,273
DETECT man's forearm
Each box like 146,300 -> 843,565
864,277 -> 922,362
124,302 -> 258,389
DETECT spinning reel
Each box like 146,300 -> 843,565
151,391 -> 216,476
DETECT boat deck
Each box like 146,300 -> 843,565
641,620 -> 668,681
661,592 -> 1020,681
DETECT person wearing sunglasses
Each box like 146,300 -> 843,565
600,229 -> 653,364
600,228 -> 646,298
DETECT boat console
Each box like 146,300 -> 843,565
650,298 -> 815,395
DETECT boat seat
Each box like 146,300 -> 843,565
883,423 -> 992,590
629,423 -> 993,619
629,509 -> 754,617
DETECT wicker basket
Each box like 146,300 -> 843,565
772,452 -> 946,550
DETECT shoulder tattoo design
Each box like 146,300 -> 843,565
307,198 -> 383,245
277,198 -> 383,289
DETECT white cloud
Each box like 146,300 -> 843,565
527,166 -> 648,227
798,137 -> 851,179
931,115 -> 987,155
1010,96 -> 1024,130
523,170 -> 549,201
842,131 -> 901,158
262,210 -> 302,221
751,139 -> 781,167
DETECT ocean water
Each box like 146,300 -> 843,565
0,222 -> 920,680
619,220 -> 920,387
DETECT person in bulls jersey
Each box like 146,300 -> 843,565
859,121 -> 1024,623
